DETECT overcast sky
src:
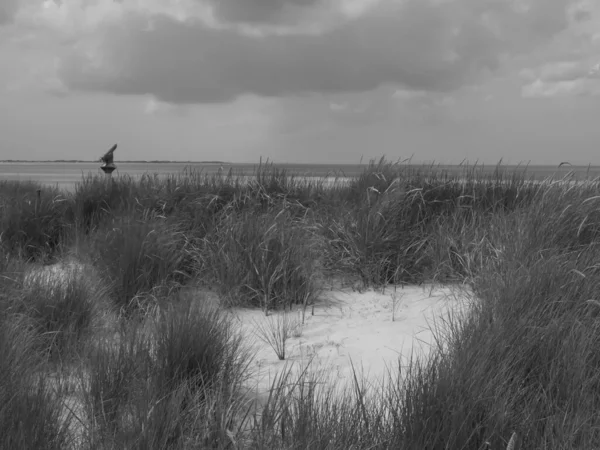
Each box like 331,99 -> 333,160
0,0 -> 599,164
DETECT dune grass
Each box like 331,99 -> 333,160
201,207 -> 321,312
0,318 -> 74,449
77,291 -> 253,449
2,158 -> 600,448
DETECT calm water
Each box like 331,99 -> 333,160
0,162 -> 362,190
1,162 -> 599,190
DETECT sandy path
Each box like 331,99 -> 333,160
228,284 -> 475,399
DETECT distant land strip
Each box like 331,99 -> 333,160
0,160 -> 230,164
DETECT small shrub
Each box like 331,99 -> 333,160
253,311 -> 300,360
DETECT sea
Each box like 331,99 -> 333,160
1,161 -> 600,191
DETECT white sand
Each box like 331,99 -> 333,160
228,284 -> 474,400
24,261 -> 475,404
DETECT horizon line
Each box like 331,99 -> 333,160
0,159 -> 597,167
0,159 -> 388,166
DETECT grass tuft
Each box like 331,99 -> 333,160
90,218 -> 192,316
201,207 -> 321,312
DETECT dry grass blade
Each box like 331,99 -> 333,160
506,431 -> 518,450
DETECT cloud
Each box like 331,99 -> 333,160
521,57 -> 600,97
143,96 -> 191,116
572,8 -> 592,23
206,0 -> 323,24
4,0 -> 582,104
391,88 -> 464,125
0,0 -> 20,24
515,0 -> 600,98
522,78 -> 600,97
569,0 -> 595,23
523,60 -> 597,82
267,84 -> 463,139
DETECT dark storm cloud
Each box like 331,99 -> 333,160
0,0 -> 20,25
206,0 -> 322,24
56,0 -> 576,104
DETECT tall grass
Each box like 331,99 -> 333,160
0,180 -> 69,261
0,319 -> 73,449
89,217 -> 193,316
321,159 -> 539,287
153,293 -> 253,394
201,207 -> 321,312
20,264 -> 108,359
0,260 -> 74,448
3,159 -> 600,448
0,257 -> 109,360
80,292 -> 253,448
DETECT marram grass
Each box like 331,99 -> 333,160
1,159 -> 600,448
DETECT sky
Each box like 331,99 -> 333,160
0,0 -> 599,164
